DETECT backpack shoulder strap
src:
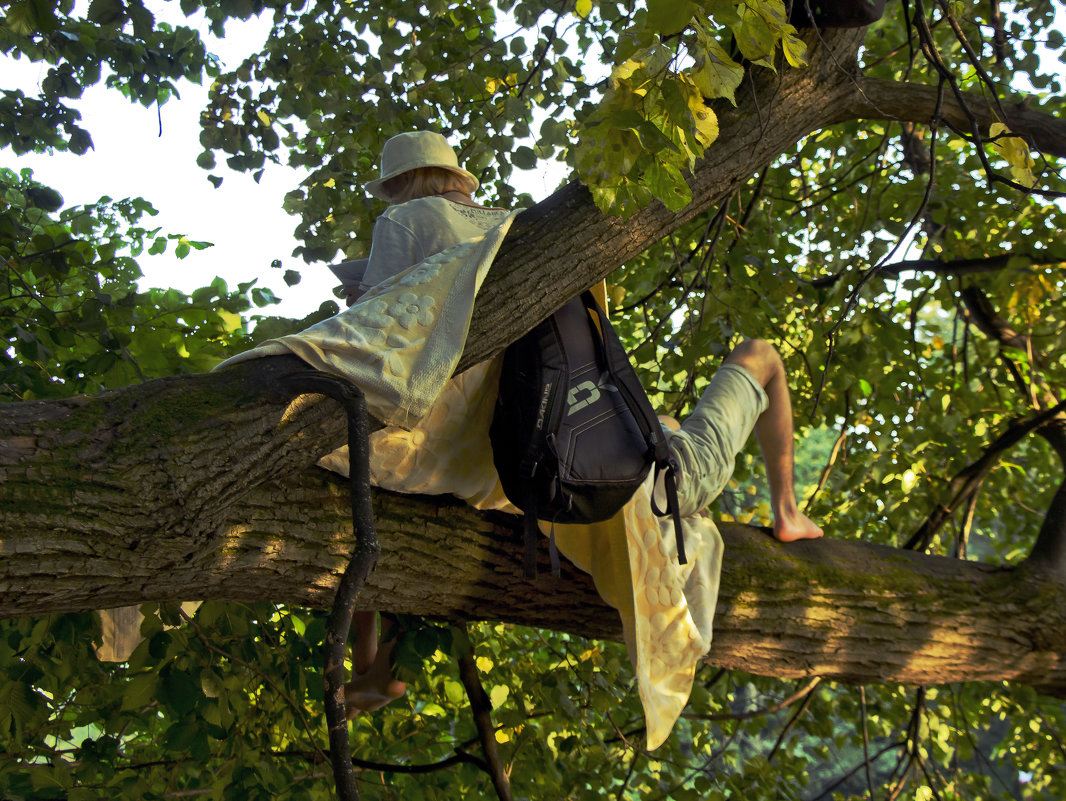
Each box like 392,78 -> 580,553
580,292 -> 665,456
580,291 -> 687,562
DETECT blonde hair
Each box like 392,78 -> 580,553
381,166 -> 475,204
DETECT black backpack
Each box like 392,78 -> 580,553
490,291 -> 684,578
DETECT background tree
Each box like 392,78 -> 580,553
2,1 -> 1066,799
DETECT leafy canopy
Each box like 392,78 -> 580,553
2,0 -> 1066,799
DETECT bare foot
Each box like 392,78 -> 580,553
773,507 -> 824,542
344,672 -> 407,717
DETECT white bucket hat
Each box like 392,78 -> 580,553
365,131 -> 479,201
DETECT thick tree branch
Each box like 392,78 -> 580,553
848,76 -> 1066,159
5,462 -> 1066,696
1,27 -> 873,589
457,27 -> 868,372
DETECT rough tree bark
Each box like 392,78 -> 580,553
3,28 -> 1066,694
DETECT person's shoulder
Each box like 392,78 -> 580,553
379,197 -> 442,223
445,202 -> 508,223
383,197 -> 507,226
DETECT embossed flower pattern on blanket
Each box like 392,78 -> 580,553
352,299 -> 393,330
387,293 -> 436,330
397,262 -> 441,288
382,333 -> 426,377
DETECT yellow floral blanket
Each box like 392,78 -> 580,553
219,214 -> 724,749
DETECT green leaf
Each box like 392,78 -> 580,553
690,35 -> 745,104
121,672 -> 158,711
164,718 -> 202,751
645,159 -> 692,212
87,0 -> 126,26
513,145 -> 538,169
162,667 -> 202,716
647,0 -> 696,35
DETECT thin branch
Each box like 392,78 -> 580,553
878,252 -> 1055,278
615,748 -> 640,801
456,628 -> 514,801
767,682 -> 818,763
805,396 -> 850,512
859,686 -> 875,798
950,691 -> 1025,801
805,740 -> 905,801
905,400 -> 1066,551
683,677 -> 822,722
961,284 -> 1041,355
958,286 -> 1066,571
934,0 -> 1011,125
955,484 -> 980,559
988,0 -> 1008,64
267,370 -> 380,801
178,608 -> 329,766
813,79 -> 944,415
274,748 -> 490,774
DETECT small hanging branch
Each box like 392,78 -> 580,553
275,369 -> 380,801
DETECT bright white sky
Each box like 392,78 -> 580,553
4,7 -> 567,319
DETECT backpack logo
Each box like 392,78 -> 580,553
534,380 -> 553,431
567,378 -> 618,416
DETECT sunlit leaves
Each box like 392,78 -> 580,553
0,167 -> 254,399
647,0 -> 698,36
988,122 -> 1037,187
571,39 -> 727,215
567,1 -> 807,215
689,29 -> 745,104
1,2 -> 214,154
3,1 -> 1066,799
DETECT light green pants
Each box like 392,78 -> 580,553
665,363 -> 769,517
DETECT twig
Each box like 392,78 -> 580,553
933,0 -> 1011,124
805,395 -> 850,511
767,681 -> 818,763
988,0 -> 1007,64
859,686 -> 874,799
812,79 -> 944,416
272,747 -> 490,774
804,740 -> 904,801
455,628 -> 514,801
683,676 -> 822,722
904,399 -> 1066,551
178,608 -> 329,766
